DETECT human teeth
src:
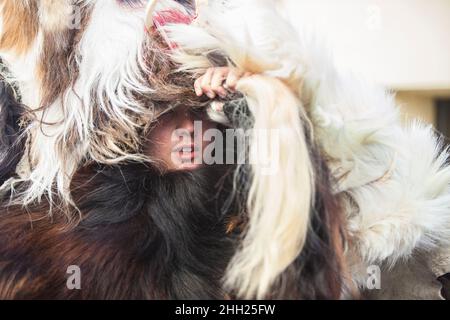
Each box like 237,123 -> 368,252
182,147 -> 192,152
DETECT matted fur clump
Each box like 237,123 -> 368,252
0,0 -> 449,299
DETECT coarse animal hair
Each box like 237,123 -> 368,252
1,0 -> 448,300
0,0 -> 349,300
163,0 -> 450,298
0,0 -> 195,208
0,163 -> 237,299
160,0 -> 327,299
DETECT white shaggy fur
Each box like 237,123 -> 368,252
163,0 -> 450,298
232,76 -> 314,299
3,0 -> 157,205
11,0 -> 194,207
1,0 -> 449,299
159,0 -> 317,299
273,0 -> 450,294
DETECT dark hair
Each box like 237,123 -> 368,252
0,78 -> 26,185
270,144 -> 349,299
0,163 -> 238,299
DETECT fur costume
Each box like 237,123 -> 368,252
157,0 -> 450,298
0,71 -> 345,300
0,164 -> 237,299
0,0 -> 449,299
0,152 -> 344,299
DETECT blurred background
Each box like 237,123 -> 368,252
280,0 -> 450,142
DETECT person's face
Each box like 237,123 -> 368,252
146,105 -> 218,171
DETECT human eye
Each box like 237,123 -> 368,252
117,0 -> 146,9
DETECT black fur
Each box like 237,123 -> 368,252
0,163 -> 238,299
0,78 -> 25,185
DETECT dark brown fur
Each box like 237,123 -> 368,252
0,163 -> 237,299
0,77 -> 26,185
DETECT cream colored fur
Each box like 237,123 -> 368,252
163,0 -> 450,298
0,0 -> 449,299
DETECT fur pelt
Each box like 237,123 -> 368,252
0,163 -> 237,299
0,0 -> 448,300
1,0 -> 347,299
0,156 -> 345,300
163,0 -> 450,298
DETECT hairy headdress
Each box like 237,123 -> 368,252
0,0 -> 449,299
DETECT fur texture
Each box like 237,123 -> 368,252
0,0 -> 448,300
164,0 -> 450,297
0,157 -> 344,300
0,1 -> 347,296
0,77 -> 25,185
0,164 -> 237,299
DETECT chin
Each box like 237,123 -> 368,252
0,0 -> 449,300
176,163 -> 204,172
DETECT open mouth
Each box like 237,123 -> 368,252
172,144 -> 203,169
175,144 -> 198,159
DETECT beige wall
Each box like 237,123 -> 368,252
395,91 -> 436,125
280,0 -> 450,90
280,0 -> 450,126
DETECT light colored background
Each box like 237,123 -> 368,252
280,0 -> 450,127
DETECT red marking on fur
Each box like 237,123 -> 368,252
153,9 -> 194,26
146,10 -> 195,50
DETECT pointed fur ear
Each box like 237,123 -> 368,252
145,0 -> 159,30
0,79 -> 26,186
38,0 -> 73,31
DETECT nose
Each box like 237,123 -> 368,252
175,109 -> 195,133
